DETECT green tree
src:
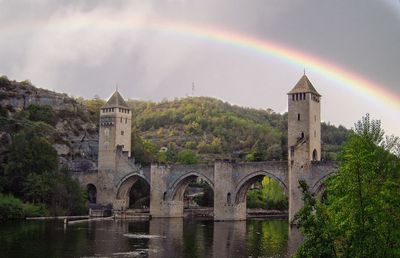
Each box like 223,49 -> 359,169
177,150 -> 198,165
83,96 -> 106,124
4,131 -> 58,197
246,140 -> 266,161
210,137 -> 222,153
294,181 -> 337,258
295,114 -> 400,257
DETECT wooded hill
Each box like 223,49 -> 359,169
85,95 -> 349,165
0,76 -> 349,168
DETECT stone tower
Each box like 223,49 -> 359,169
98,90 -> 132,170
287,75 -> 321,221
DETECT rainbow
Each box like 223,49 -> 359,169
149,20 -> 400,111
4,17 -> 400,111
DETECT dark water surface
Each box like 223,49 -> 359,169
0,218 -> 301,258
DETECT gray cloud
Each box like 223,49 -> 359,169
0,0 -> 399,135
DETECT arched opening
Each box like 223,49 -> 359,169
312,149 -> 318,161
128,179 -> 150,209
87,184 -> 97,204
312,172 -> 337,204
235,173 -> 288,217
170,173 -> 214,217
116,174 -> 150,210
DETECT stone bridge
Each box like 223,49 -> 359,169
74,151 -> 337,221
73,75 -> 339,222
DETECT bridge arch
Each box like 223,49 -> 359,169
116,172 -> 150,209
234,170 -> 288,205
86,183 -> 97,204
169,171 -> 214,202
311,171 -> 336,194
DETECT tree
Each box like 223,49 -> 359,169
2,130 -> 86,216
210,137 -> 222,153
293,181 -> 337,258
246,140 -> 266,161
177,149 -> 198,165
295,114 -> 400,257
4,131 -> 58,197
83,96 -> 106,124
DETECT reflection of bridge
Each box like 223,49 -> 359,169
73,75 -> 338,221
79,218 -> 302,257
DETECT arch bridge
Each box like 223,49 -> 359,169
74,155 -> 337,221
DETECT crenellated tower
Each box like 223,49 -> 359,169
287,74 -> 321,221
98,90 -> 132,170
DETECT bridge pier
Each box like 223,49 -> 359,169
214,161 -> 246,221
149,165 -> 184,218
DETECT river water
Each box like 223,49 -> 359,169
0,218 -> 301,258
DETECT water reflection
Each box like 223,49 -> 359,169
0,218 -> 300,257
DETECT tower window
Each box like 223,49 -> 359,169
296,94 -> 298,101
312,149 -> 318,161
298,113 -> 301,121
227,192 -> 231,204
120,117 -> 122,123
121,130 -> 124,135
125,118 -> 127,124
301,132 -> 304,139
292,95 -> 295,101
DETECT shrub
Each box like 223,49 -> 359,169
23,203 -> 48,217
177,150 -> 198,165
27,104 -> 56,126
0,194 -> 25,220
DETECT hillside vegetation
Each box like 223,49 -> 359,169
0,76 -> 92,218
89,97 -> 349,165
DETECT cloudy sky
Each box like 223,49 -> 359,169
0,0 -> 399,135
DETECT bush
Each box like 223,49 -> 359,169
0,194 -> 46,220
23,203 -> 48,217
0,194 -> 25,220
177,149 -> 198,165
27,104 -> 56,126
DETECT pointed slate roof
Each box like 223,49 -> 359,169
288,75 -> 321,96
102,90 -> 130,108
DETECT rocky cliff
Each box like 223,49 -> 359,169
0,76 -> 98,171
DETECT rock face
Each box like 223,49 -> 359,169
0,76 -> 99,171
0,78 -> 79,112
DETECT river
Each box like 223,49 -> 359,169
0,218 -> 302,257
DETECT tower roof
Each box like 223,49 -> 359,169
288,75 -> 321,96
102,90 -> 130,108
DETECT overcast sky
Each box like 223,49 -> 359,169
0,0 -> 399,135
